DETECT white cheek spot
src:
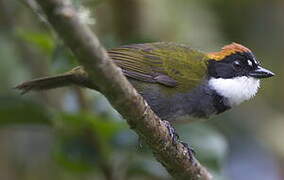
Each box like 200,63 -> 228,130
209,77 -> 260,106
247,60 -> 253,66
253,58 -> 258,65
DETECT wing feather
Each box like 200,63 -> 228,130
108,42 -> 209,92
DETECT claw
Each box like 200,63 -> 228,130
164,120 -> 179,142
163,120 -> 196,163
180,141 -> 196,162
163,120 -> 196,162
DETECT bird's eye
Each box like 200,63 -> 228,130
233,61 -> 241,70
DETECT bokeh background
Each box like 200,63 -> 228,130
0,0 -> 283,179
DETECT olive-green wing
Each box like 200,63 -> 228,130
108,42 -> 209,92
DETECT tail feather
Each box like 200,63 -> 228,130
15,66 -> 97,94
15,74 -> 75,94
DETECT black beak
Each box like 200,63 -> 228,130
249,66 -> 275,79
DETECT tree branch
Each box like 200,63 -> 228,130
31,0 -> 212,179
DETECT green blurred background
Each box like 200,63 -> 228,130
0,0 -> 283,179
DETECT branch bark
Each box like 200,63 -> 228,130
31,0 -> 212,179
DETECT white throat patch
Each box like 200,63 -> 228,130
209,76 -> 260,106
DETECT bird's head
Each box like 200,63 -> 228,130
207,43 -> 274,106
207,43 -> 274,79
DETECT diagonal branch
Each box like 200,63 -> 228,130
30,0 -> 212,179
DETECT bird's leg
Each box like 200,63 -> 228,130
163,120 -> 195,162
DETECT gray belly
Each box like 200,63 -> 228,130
129,79 -> 218,122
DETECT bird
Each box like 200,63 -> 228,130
16,42 -> 274,122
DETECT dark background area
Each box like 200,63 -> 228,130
0,0 -> 283,179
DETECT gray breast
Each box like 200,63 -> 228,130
130,79 -> 220,122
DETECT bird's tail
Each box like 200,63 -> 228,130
15,66 -> 96,94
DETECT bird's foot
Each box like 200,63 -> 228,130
163,120 -> 195,162
180,141 -> 196,162
163,120 -> 179,142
